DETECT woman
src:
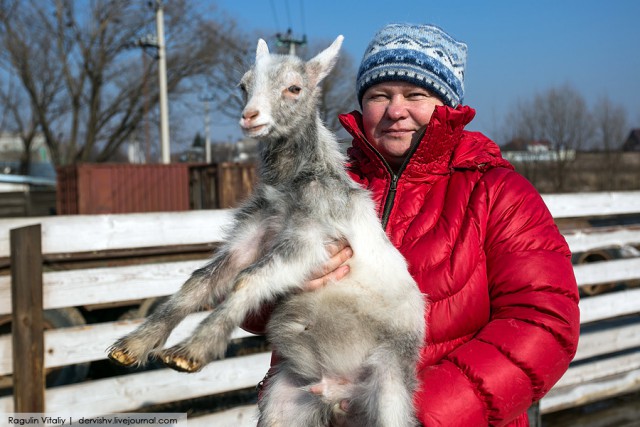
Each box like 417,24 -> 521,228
247,23 -> 580,426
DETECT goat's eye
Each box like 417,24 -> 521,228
287,85 -> 301,95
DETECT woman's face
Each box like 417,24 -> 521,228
362,81 -> 444,170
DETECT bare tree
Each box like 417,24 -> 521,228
0,0 -> 241,166
506,84 -> 592,192
502,100 -> 546,189
592,95 -> 627,190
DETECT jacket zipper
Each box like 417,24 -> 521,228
378,127 -> 427,229
380,174 -> 398,229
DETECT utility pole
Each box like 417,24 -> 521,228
126,2 -> 170,164
142,51 -> 150,163
155,0 -> 171,164
204,99 -> 211,163
198,95 -> 214,163
276,28 -> 306,56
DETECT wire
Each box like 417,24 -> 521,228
284,0 -> 292,30
269,0 -> 280,30
299,0 -> 306,36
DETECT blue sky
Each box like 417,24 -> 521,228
201,0 -> 640,142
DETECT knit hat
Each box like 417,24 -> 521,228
356,23 -> 467,108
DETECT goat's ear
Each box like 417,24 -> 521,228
306,35 -> 343,87
256,39 -> 270,60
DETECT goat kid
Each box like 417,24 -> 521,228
108,36 -> 426,427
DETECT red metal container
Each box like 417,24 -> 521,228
57,164 -> 191,215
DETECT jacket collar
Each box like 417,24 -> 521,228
339,105 -> 511,179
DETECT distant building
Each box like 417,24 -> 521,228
178,137 -> 260,164
622,129 -> 640,152
501,139 -> 575,162
0,132 -> 50,162
502,138 -> 551,152
234,138 -> 259,163
0,132 -> 56,178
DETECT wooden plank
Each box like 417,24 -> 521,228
579,288 -> 640,324
554,353 -> 640,390
542,370 -> 640,414
563,226 -> 640,253
1,252 -> 624,318
0,312 -> 255,375
10,225 -> 45,412
542,191 -> 640,219
2,251 -> 633,317
0,288 -> 633,384
573,257 -> 640,287
0,192 -> 638,258
0,260 -> 201,316
541,353 -> 640,414
18,313 -> 634,381
0,352 -> 271,415
188,405 -> 258,427
573,322 -> 640,362
543,398 -> 640,427
0,209 -> 235,257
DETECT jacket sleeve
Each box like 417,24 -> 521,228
414,170 -> 580,426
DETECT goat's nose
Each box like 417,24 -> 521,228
242,109 -> 260,121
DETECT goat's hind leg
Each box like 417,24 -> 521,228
347,345 -> 417,427
258,366 -> 331,427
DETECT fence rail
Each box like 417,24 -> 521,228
0,190 -> 639,425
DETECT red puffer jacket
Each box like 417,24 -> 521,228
339,105 -> 580,427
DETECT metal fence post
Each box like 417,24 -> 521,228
10,224 -> 45,412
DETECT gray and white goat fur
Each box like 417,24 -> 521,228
108,36 -> 426,427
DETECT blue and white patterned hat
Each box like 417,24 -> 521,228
356,23 -> 467,108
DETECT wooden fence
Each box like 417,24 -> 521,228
0,191 -> 639,425
0,189 -> 56,218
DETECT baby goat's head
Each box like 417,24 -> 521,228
238,35 -> 343,140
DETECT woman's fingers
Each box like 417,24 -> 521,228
304,245 -> 353,291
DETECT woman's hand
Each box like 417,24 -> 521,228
304,241 -> 353,291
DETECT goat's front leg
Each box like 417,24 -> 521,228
108,216 -> 267,368
106,249 -> 237,367
160,230 -> 329,372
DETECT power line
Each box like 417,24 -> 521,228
299,0 -> 306,36
269,0 -> 280,30
284,0 -> 292,30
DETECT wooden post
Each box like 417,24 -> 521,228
528,401 -> 541,427
10,224 -> 45,412
216,163 -> 256,209
216,163 -> 234,209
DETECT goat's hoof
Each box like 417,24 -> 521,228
108,348 -> 138,367
161,353 -> 202,373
